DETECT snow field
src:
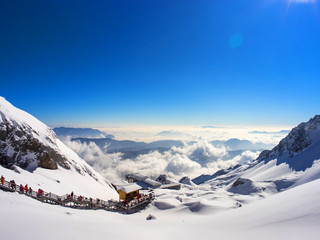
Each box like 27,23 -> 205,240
1,178 -> 320,240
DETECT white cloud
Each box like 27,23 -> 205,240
230,150 -> 260,165
62,137 -> 260,182
166,154 -> 202,176
172,139 -> 227,166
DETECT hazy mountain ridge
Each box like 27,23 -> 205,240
210,138 -> 274,151
72,138 -> 184,151
71,137 -> 185,159
53,127 -> 114,139
70,137 -> 270,159
249,130 -> 290,134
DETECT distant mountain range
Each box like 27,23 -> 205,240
72,137 -> 185,159
210,138 -> 275,151
70,137 -> 274,161
53,127 -> 114,139
155,131 -> 191,138
249,130 -> 290,135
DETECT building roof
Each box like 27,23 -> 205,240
117,184 -> 142,194
160,183 -> 181,189
130,173 -> 148,181
143,178 -> 161,188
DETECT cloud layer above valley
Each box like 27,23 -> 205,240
63,137 -> 260,182
96,125 -> 293,145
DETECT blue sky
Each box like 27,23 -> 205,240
1,0 -> 319,126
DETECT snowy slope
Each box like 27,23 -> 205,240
257,115 -> 320,171
242,116 -> 320,185
0,97 -> 117,200
149,115 -> 319,214
199,115 -> 320,192
0,177 -> 319,240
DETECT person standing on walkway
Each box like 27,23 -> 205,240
38,188 -> 43,197
20,184 -> 24,193
1,175 -> 4,185
10,180 -> 15,190
25,184 -> 28,193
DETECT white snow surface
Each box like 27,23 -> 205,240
1,178 -> 319,240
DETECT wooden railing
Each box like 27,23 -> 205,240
0,178 -> 154,214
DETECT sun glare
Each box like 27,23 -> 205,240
289,0 -> 316,3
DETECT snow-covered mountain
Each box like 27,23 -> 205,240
196,115 -> 320,195
257,115 -> 320,171
137,115 -> 320,219
0,97 -> 117,200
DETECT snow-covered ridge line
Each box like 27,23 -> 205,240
258,115 -> 320,162
0,97 -> 55,146
253,115 -> 320,171
0,97 -> 118,200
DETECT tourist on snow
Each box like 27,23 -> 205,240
20,184 -> 24,193
25,184 -> 28,193
28,187 -> 32,195
38,188 -> 43,197
71,191 -> 74,199
1,175 -> 5,185
10,180 -> 16,190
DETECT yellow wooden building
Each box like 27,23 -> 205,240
117,184 -> 142,201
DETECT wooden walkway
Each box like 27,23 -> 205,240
0,178 -> 154,214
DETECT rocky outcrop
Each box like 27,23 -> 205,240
257,115 -> 320,162
0,117 -> 70,171
255,115 -> 320,171
179,176 -> 195,185
156,174 -> 174,184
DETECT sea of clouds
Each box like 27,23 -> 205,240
63,138 -> 260,182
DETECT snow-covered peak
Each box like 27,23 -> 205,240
257,115 -> 320,171
0,97 -> 70,170
0,97 -> 118,200
0,97 -> 55,147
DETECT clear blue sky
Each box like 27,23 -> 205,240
1,0 -> 319,126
